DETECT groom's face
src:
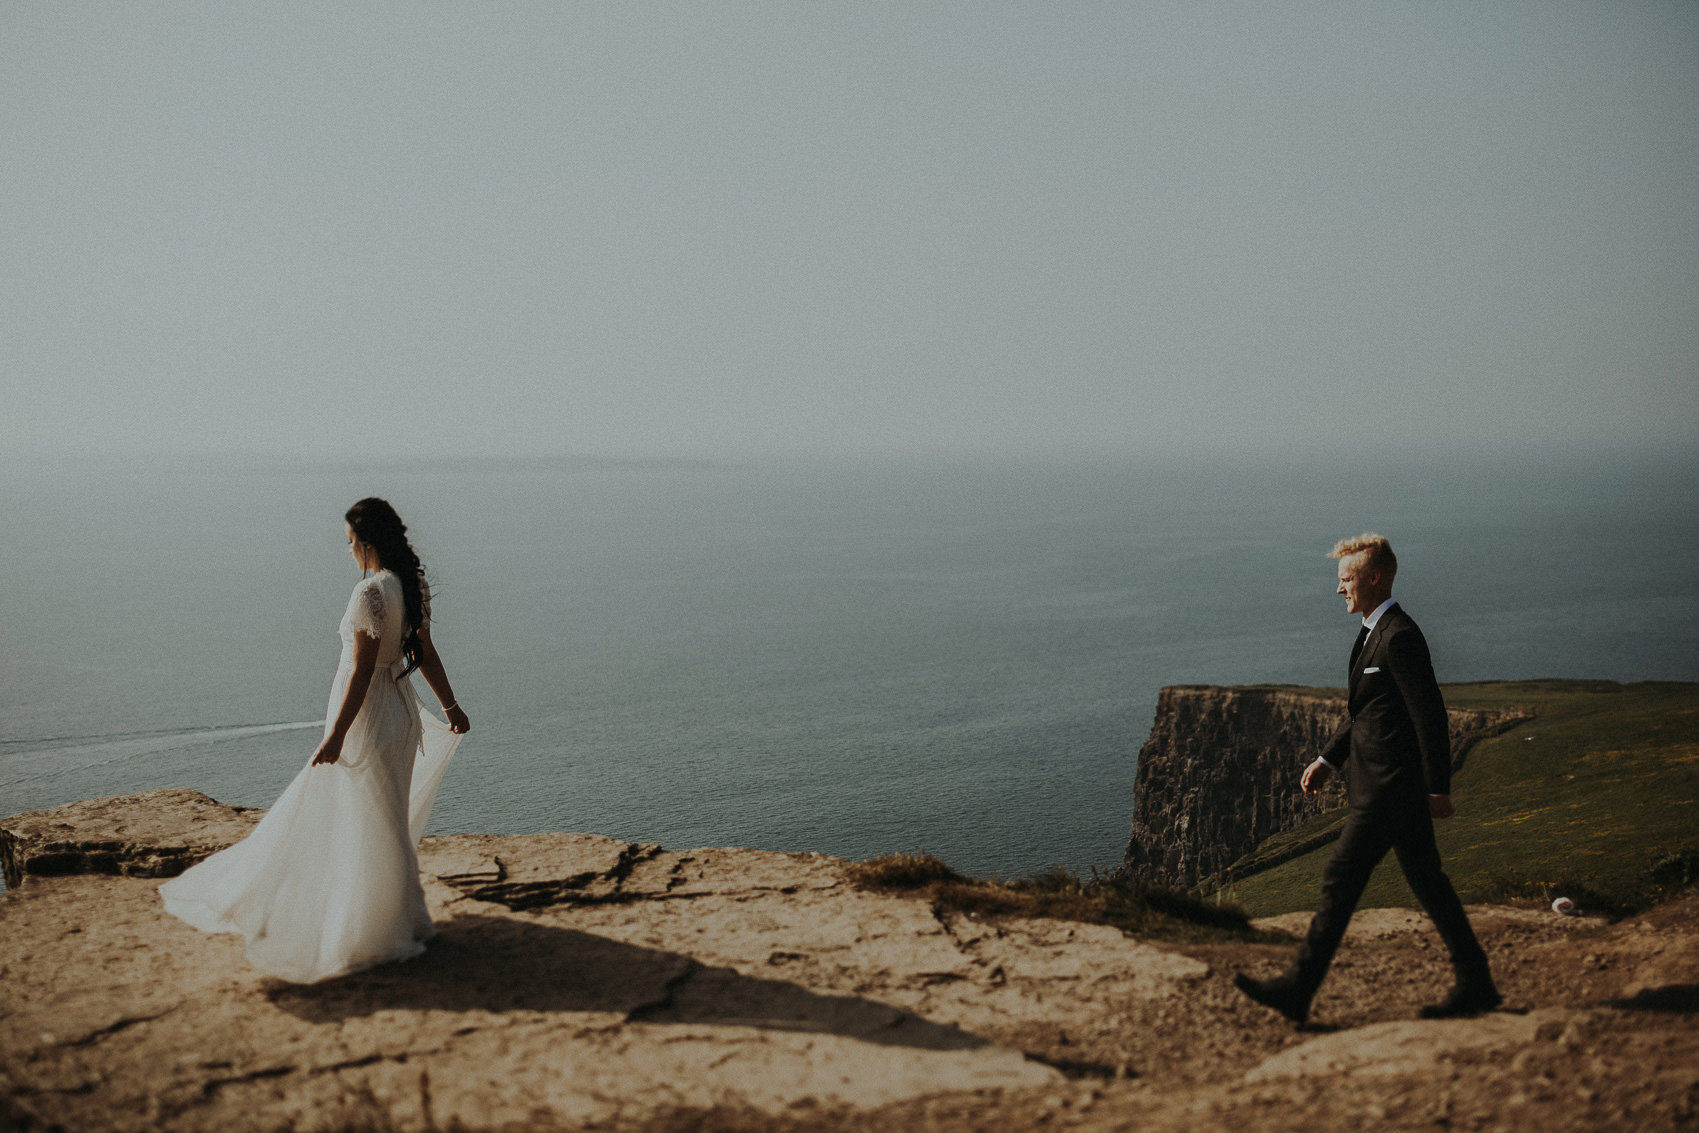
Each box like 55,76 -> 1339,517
1337,557 -> 1382,616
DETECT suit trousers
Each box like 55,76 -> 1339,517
1292,801 -> 1490,991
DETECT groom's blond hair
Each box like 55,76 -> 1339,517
1329,533 -> 1397,580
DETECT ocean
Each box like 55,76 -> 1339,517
2,445 -> 1695,882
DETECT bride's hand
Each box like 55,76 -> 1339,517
445,704 -> 470,735
311,734 -> 344,765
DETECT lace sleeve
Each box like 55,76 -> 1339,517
348,578 -> 387,640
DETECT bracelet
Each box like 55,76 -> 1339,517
442,701 -> 459,713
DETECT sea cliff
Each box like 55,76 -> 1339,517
1122,685 -> 1532,888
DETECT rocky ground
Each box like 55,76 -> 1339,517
3,790 -> 1696,1131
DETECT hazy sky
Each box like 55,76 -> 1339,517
3,2 -> 1695,459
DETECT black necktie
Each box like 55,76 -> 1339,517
1350,624 -> 1369,671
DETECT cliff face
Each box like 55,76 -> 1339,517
1123,685 -> 1530,888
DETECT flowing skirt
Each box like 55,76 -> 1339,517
160,662 -> 462,983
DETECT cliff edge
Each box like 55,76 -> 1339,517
1123,685 -> 1532,888
4,789 -> 1695,1131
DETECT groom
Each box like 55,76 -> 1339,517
1234,533 -> 1499,1024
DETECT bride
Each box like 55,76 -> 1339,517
161,498 -> 471,983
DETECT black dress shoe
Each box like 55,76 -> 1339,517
1233,972 -> 1311,1024
1419,981 -> 1502,1019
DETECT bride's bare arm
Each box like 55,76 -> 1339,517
415,622 -> 470,734
312,631 -> 380,765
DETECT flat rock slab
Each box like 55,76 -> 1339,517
15,791 -> 1682,1132
9,791 -> 1244,1130
1243,1008 -> 1576,1082
3,875 -> 1058,1131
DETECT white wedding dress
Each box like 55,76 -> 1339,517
160,571 -> 462,983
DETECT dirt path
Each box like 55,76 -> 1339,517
802,897 -> 1699,1133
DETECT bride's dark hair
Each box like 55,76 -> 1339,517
345,497 -> 429,675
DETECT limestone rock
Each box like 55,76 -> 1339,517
3,792 -> 1123,1131
1243,1008 -> 1576,1081
1,788 -> 261,889
6,790 -> 1696,1132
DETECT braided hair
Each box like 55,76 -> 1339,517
345,497 -> 429,675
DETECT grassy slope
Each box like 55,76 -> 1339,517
1216,680 -> 1699,918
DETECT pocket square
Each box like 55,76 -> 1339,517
1362,666 -> 1381,674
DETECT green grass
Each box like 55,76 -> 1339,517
1218,680 -> 1699,919
847,851 -> 1268,943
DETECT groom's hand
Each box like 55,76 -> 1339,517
1301,758 -> 1332,795
1429,795 -> 1455,819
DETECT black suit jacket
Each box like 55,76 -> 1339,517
1319,604 -> 1452,811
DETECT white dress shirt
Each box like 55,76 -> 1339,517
1362,596 -> 1397,632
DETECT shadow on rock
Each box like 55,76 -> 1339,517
266,914 -> 990,1052
1610,984 -> 1699,1013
